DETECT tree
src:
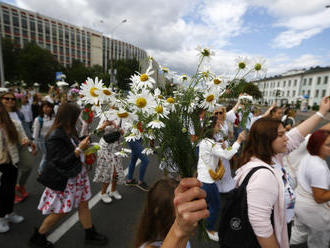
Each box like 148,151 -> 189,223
65,60 -> 89,85
114,58 -> 140,90
2,38 -> 21,82
18,42 -> 63,91
221,79 -> 262,99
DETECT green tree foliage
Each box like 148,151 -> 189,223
2,38 -> 20,82
222,79 -> 262,99
114,58 -> 140,91
18,42 -> 63,91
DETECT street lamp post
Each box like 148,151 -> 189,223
108,19 -> 127,85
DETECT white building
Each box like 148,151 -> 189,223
0,2 -> 147,69
252,66 -> 330,107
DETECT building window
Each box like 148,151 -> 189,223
3,11 -> 10,25
4,25 -> 10,34
21,16 -> 27,29
38,20 -> 43,33
287,91 -> 290,97
283,81 -> 286,87
317,77 -> 321,85
303,78 -> 306,85
307,90 -> 311,97
30,19 -> 36,31
294,79 -> 297,86
293,90 -> 296,97
288,80 -> 291,87
53,45 -> 57,53
302,90 -> 305,96
12,15 -> 19,27
324,76 -> 328,85
309,78 -> 312,85
322,89 -> 326,97
315,90 -> 319,97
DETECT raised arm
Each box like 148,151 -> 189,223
296,96 -> 330,137
161,178 -> 208,248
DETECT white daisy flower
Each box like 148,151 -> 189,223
147,120 -> 165,129
79,77 -> 104,105
130,60 -> 155,89
98,87 -> 115,104
153,103 -> 170,119
252,57 -> 267,77
199,65 -> 215,81
178,74 -> 189,82
125,127 -> 142,142
142,148 -> 154,155
235,56 -> 250,71
196,46 -> 215,63
200,90 -> 218,112
206,76 -> 224,89
165,97 -> 176,112
127,89 -> 156,115
114,148 -> 132,158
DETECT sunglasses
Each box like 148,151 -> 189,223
2,97 -> 16,101
215,111 -> 224,115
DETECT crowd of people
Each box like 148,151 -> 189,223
0,84 -> 329,248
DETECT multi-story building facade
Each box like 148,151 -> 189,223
252,66 -> 330,107
0,2 -> 147,70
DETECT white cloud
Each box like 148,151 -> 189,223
250,0 -> 330,49
9,0 -> 330,79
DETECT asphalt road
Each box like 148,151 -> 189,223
0,111 -> 329,248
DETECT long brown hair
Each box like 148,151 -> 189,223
135,178 -> 179,248
239,118 -> 282,166
0,101 -> 19,144
46,103 -> 81,138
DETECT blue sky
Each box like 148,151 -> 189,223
4,0 -> 330,77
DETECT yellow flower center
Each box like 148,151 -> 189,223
117,112 -> 129,118
201,48 -> 210,57
238,62 -> 246,69
254,63 -> 262,71
158,95 -> 164,99
213,79 -> 221,85
90,87 -> 99,97
202,71 -> 209,78
102,89 -> 112,96
136,97 -> 147,108
155,105 -> 163,113
140,74 -> 149,82
162,67 -> 169,73
206,94 -> 215,102
166,97 -> 175,104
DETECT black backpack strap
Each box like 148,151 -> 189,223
240,166 -> 273,189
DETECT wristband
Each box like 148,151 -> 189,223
75,147 -> 83,153
316,111 -> 326,119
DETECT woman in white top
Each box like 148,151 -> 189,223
32,101 -> 55,174
290,129 -> 330,248
197,115 -> 245,241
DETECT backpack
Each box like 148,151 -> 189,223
218,166 -> 273,248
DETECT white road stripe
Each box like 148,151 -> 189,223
48,160 -> 141,243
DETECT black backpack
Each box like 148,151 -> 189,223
218,166 -> 273,248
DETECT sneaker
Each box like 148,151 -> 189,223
85,226 -> 108,246
100,193 -> 112,203
109,190 -> 122,200
206,230 -> 219,242
125,179 -> 137,186
14,194 -> 24,204
16,185 -> 29,199
136,182 -> 149,192
5,212 -> 24,224
0,218 -> 9,233
29,228 -> 54,248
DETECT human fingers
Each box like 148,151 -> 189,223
176,198 -> 208,217
174,185 -> 206,207
174,178 -> 202,195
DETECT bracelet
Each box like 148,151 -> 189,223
316,111 -> 326,119
75,147 -> 83,153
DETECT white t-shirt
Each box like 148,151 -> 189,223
297,154 -> 330,194
9,112 -> 21,123
20,104 -> 33,122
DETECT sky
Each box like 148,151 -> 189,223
4,0 -> 330,78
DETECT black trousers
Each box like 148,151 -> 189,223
0,163 -> 18,217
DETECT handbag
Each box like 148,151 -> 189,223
103,130 -> 121,143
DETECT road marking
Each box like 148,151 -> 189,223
48,160 -> 141,243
